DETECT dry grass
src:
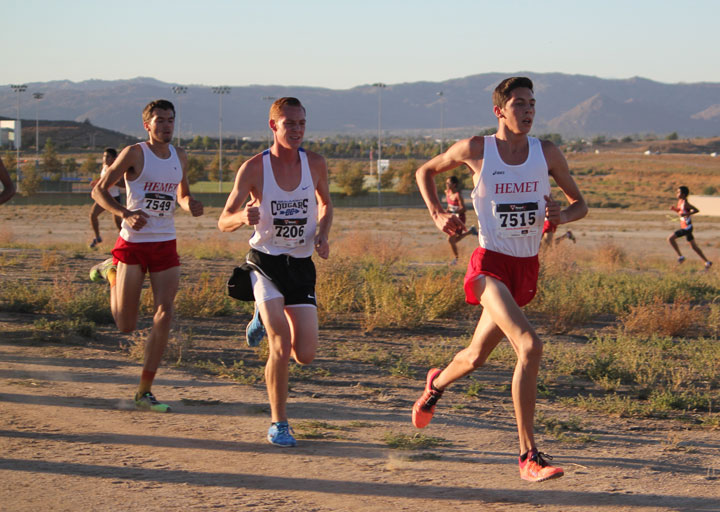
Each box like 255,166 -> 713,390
621,295 -> 701,337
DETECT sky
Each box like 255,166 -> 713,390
3,0 -> 719,89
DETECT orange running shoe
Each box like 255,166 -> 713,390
412,368 -> 443,428
519,450 -> 564,482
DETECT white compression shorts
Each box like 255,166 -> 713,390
250,270 -> 316,308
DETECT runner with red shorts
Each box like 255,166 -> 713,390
444,175 -> 478,264
541,217 -> 575,246
90,99 -> 204,412
413,77 -> 587,482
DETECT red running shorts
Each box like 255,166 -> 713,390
464,247 -> 539,307
112,237 -> 180,273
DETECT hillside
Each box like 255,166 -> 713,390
1,73 -> 719,138
0,116 -> 139,151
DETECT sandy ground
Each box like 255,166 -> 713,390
1,205 -> 719,511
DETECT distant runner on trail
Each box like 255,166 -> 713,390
89,99 -> 204,413
89,148 -> 123,248
219,97 -> 333,448
413,77 -> 588,482
540,217 -> 575,246
667,185 -> 711,269
444,175 -> 478,264
0,156 -> 16,206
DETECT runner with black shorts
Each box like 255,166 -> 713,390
219,97 -> 333,447
90,99 -> 204,412
413,77 -> 588,482
668,186 -> 712,269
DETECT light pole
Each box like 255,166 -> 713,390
33,92 -> 44,163
212,86 -> 230,193
262,96 -> 277,148
11,84 -> 27,191
171,86 -> 187,146
437,91 -> 445,153
372,82 -> 386,205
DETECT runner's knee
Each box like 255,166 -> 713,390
152,303 -> 173,328
516,335 -> 543,365
267,334 -> 293,362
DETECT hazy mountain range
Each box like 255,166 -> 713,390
1,73 -> 719,139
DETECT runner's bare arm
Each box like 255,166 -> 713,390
685,202 -> 699,216
175,148 -> 203,217
0,157 -> 16,206
92,145 -> 149,230
417,137 -> 482,235
543,140 -> 588,225
218,156 -> 262,232
310,152 -> 333,259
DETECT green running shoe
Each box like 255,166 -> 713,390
134,391 -> 171,413
89,257 -> 116,282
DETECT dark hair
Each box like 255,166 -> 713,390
678,185 -> 689,197
103,148 -> 117,158
448,176 -> 459,186
269,97 -> 305,121
142,99 -> 175,123
492,77 -> 534,108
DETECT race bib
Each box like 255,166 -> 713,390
493,201 -> 540,238
272,218 -> 307,248
142,193 -> 175,217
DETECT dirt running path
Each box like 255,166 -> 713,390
1,326 -> 719,511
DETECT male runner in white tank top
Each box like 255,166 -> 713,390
413,77 -> 588,482
219,97 -> 333,447
91,99 -> 204,413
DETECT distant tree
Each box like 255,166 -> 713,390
79,153 -> 99,178
395,159 -> 418,195
666,132 -> 679,140
230,154 -> 246,173
202,136 -> 215,151
207,151 -> 229,182
188,135 -> 204,150
621,136 -> 634,143
538,133 -> 563,145
333,160 -> 365,196
478,127 -> 497,136
186,155 -> 206,184
63,157 -> 78,177
3,151 -> 17,179
379,163 -> 394,189
591,135 -> 606,145
42,138 -> 62,180
20,164 -> 42,196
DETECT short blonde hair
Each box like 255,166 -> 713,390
269,97 -> 305,121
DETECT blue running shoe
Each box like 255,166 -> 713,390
245,305 -> 266,347
267,421 -> 296,447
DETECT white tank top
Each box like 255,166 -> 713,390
249,148 -> 318,258
100,166 -> 121,197
471,135 -> 550,257
120,142 -> 182,243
